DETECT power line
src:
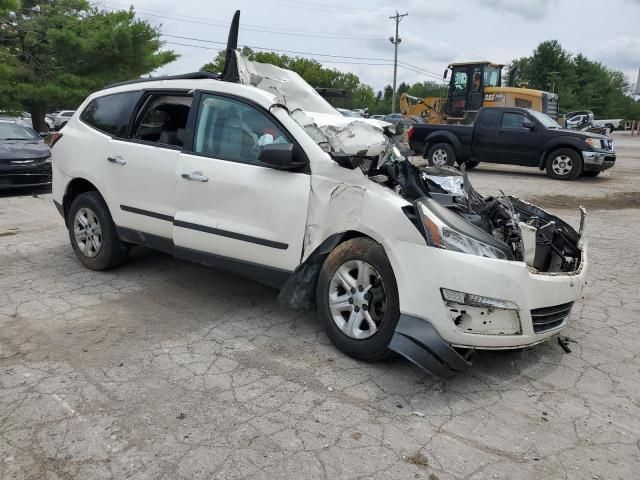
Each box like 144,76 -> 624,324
162,40 -> 444,82
103,2 -> 384,40
161,33 -> 445,82
162,34 -> 392,62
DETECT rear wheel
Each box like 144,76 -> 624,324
67,192 -> 129,270
426,143 -> 456,167
545,148 -> 582,180
316,238 -> 400,361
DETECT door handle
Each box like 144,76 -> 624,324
107,156 -> 126,165
497,130 -> 505,136
181,171 -> 209,182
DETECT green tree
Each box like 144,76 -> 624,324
509,40 -> 639,119
0,0 -> 177,130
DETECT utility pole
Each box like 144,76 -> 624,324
547,71 -> 560,93
389,11 -> 408,114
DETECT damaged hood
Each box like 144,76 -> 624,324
234,51 -> 389,156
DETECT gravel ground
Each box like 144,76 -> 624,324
1,132 -> 639,479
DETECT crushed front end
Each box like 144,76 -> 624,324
369,161 -> 587,376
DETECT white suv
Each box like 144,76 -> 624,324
52,49 -> 588,378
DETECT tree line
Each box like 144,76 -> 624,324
510,40 -> 640,120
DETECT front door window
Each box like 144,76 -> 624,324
193,94 -> 291,164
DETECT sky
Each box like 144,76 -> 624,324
100,0 -> 640,93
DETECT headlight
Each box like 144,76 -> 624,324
44,156 -> 52,163
584,137 -> 601,149
416,201 -> 509,259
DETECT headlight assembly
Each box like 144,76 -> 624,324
415,198 -> 512,260
584,137 -> 601,149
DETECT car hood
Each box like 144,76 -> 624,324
554,128 -> 608,141
234,51 -> 390,156
0,141 -> 50,161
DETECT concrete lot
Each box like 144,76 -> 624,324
1,133 -> 639,479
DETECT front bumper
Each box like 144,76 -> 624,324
388,240 -> 587,351
582,150 -> 616,172
0,161 -> 52,189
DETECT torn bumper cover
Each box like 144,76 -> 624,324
389,315 -> 472,379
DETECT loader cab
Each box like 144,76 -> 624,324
444,62 -> 502,120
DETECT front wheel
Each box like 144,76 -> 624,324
462,160 -> 479,170
545,148 -> 582,180
316,238 -> 400,361
67,192 -> 129,271
426,143 -> 456,167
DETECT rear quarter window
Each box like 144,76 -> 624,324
80,91 -> 143,137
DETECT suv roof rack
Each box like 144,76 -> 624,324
102,71 -> 219,90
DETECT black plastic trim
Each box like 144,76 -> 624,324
120,205 -> 174,222
102,72 -> 219,91
173,220 -> 288,250
175,246 -> 291,288
119,205 -> 288,250
389,314 -> 472,379
115,226 -> 291,288
53,200 -> 64,217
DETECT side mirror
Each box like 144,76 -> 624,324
443,69 -> 448,80
523,118 -> 535,131
257,143 -> 307,171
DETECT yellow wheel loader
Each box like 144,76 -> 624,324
400,61 -> 559,124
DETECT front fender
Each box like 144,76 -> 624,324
538,135 -> 589,168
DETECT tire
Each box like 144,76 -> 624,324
426,142 -> 456,167
67,191 -> 129,270
582,170 -> 601,177
316,237 -> 400,361
463,160 -> 479,170
545,148 -> 582,180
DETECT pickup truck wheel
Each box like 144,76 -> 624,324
67,192 -> 129,271
427,143 -> 456,167
316,237 -> 400,361
545,148 -> 582,180
463,161 -> 479,170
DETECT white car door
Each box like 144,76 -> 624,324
103,91 -> 193,239
173,92 -> 310,274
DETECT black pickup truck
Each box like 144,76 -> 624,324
407,107 -> 616,180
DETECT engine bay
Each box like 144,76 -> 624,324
335,150 -> 584,274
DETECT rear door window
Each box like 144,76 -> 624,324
132,94 -> 193,147
80,91 -> 143,137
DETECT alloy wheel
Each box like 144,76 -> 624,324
328,260 -> 388,340
73,207 -> 102,258
551,155 -> 573,176
432,148 -> 448,166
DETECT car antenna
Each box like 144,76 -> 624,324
220,10 -> 240,82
